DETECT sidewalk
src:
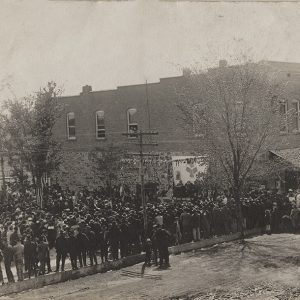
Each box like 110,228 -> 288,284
0,228 -> 260,296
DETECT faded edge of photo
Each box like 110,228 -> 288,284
49,0 -> 300,2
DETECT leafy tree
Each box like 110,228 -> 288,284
89,143 -> 127,198
178,61 -> 285,236
2,82 -> 62,207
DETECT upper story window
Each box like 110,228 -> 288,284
67,112 -> 76,140
96,110 -> 106,139
127,108 -> 138,138
291,100 -> 300,132
279,102 -> 288,133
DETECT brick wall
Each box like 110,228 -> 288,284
52,150 -> 176,192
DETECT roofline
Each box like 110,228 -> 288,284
59,74 -> 184,99
59,60 -> 300,99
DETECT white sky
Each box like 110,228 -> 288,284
0,0 -> 300,99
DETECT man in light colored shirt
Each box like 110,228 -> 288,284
13,239 -> 24,281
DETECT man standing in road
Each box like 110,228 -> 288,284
153,225 -> 171,269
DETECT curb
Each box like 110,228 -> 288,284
169,228 -> 260,255
0,228 -> 260,297
0,254 -> 146,297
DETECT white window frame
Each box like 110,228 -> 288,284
67,112 -> 76,140
291,100 -> 300,132
127,108 -> 138,139
95,110 -> 106,139
279,102 -> 288,134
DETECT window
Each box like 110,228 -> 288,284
291,101 -> 300,132
279,102 -> 288,133
96,110 -> 106,139
67,112 -> 76,140
127,108 -> 138,138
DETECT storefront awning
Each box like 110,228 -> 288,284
269,148 -> 300,168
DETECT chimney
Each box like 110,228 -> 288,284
81,85 -> 92,94
219,60 -> 227,68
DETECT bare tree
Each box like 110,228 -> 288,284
178,61 -> 286,236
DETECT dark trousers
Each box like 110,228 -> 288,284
56,252 -> 66,271
24,255 -> 29,272
153,246 -> 158,265
46,252 -> 52,272
39,258 -> 46,275
145,250 -> 151,266
89,249 -> 97,266
0,261 -> 3,282
158,247 -> 169,266
101,245 -> 108,263
78,250 -> 87,267
4,259 -> 14,283
110,242 -> 119,260
25,256 -> 37,278
120,241 -> 128,258
70,253 -> 78,270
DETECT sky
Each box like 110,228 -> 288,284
0,0 -> 300,99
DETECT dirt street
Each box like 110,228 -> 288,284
2,234 -> 300,300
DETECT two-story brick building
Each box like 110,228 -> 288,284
52,71 -> 200,191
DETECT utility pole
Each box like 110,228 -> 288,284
0,155 -> 6,203
0,145 -> 6,203
122,130 -> 158,235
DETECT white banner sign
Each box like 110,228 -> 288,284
172,156 -> 207,185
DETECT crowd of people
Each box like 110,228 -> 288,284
0,182 -> 299,284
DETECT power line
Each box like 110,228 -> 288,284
145,80 -> 151,131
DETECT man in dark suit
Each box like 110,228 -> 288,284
55,231 -> 69,272
153,225 -> 171,268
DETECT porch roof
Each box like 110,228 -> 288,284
269,148 -> 300,168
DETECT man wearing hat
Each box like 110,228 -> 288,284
55,231 -> 69,272
152,225 -> 171,269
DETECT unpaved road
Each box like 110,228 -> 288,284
2,234 -> 300,300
